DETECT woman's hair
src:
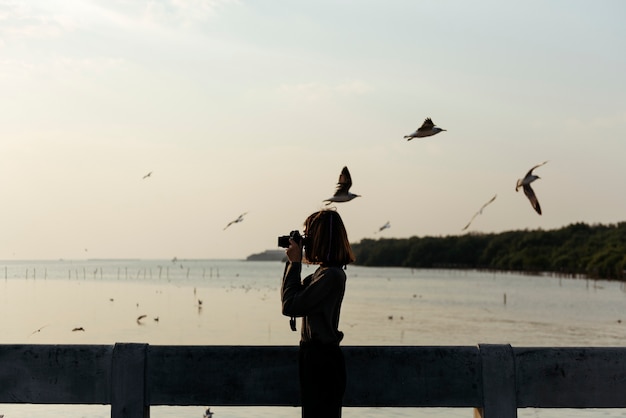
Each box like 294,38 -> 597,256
303,209 -> 355,266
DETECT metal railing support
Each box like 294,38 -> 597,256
475,344 -> 517,418
111,343 -> 149,418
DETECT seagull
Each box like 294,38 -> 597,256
223,212 -> 248,230
516,161 -> 548,215
72,327 -> 85,332
324,166 -> 360,204
137,314 -> 147,324
404,117 -> 446,140
29,324 -> 49,336
375,221 -> 391,233
142,171 -> 152,179
462,194 -> 497,231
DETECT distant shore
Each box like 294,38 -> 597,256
350,221 -> 626,281
246,249 -> 286,262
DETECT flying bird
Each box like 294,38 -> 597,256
142,171 -> 152,179
462,194 -> 497,231
223,212 -> 248,230
72,327 -> 85,332
29,324 -> 49,336
404,117 -> 446,140
324,166 -> 360,204
137,314 -> 147,324
375,221 -> 391,233
516,161 -> 548,215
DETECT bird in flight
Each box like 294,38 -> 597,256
324,166 -> 361,204
137,314 -> 147,324
375,221 -> 391,233
142,171 -> 152,179
404,117 -> 446,140
462,194 -> 497,231
516,161 -> 548,215
72,327 -> 85,332
224,212 -> 248,230
29,324 -> 49,337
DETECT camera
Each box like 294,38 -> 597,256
277,230 -> 304,248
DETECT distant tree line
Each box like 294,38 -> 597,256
351,222 -> 626,280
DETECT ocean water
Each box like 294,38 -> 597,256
1,259 -> 626,417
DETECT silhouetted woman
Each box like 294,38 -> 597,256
281,209 -> 355,418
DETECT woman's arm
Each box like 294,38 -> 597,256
282,267 -> 339,317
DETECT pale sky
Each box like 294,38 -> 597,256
1,0 -> 625,260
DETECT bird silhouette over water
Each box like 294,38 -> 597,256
404,117 -> 446,140
516,161 -> 548,215
223,212 -> 248,230
462,194 -> 497,231
324,166 -> 360,204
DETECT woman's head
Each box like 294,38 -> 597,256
303,209 -> 355,266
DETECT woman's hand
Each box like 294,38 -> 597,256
286,238 -> 303,263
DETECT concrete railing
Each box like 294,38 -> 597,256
2,344 -> 626,418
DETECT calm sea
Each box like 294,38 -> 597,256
1,259 -> 625,418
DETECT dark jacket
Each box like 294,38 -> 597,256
281,261 -> 346,345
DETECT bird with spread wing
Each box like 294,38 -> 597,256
516,161 -> 548,215
224,212 -> 248,230
462,194 -> 497,231
404,117 -> 446,140
323,166 -> 361,204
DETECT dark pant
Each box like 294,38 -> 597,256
299,342 -> 346,418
